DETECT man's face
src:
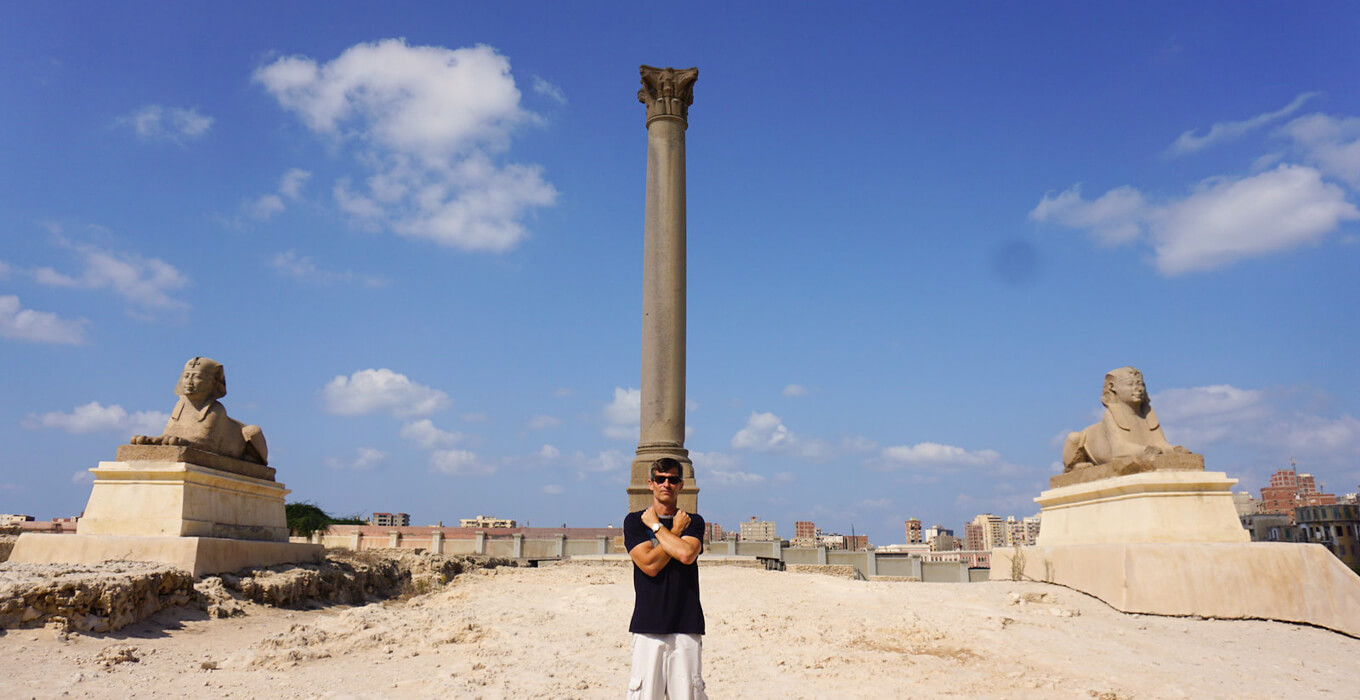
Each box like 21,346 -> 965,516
649,470 -> 683,505
178,365 -> 214,401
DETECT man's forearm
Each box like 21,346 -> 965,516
653,528 -> 700,564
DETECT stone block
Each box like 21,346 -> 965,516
8,533 -> 324,578
1050,451 -> 1203,488
990,542 -> 1360,638
78,460 -> 290,542
1035,470 -> 1249,546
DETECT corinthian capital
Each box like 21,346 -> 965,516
638,65 -> 698,124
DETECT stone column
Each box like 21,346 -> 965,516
628,64 -> 701,513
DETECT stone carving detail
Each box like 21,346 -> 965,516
638,65 -> 698,123
1062,366 -> 1190,472
130,357 -> 268,465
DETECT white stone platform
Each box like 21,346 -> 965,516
78,458 -> 290,542
8,451 -> 323,577
991,469 -> 1360,638
991,542 -> 1360,638
9,533 -> 323,578
1035,470 -> 1249,546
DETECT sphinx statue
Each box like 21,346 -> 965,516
1062,366 -> 1189,473
130,357 -> 268,465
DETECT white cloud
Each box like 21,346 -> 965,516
841,434 -> 879,453
782,384 -> 808,397
244,168 -> 314,221
706,468 -> 767,487
325,446 -> 386,471
32,238 -> 189,312
1168,92 -> 1318,155
729,412 -> 831,458
1281,113 -> 1360,188
0,295 -> 86,344
540,484 -> 564,494
1030,184 -> 1147,245
731,412 -> 792,451
552,388 -> 573,398
119,105 -> 213,142
532,77 -> 567,105
1032,165 -> 1359,275
857,498 -> 891,509
322,369 -> 450,417
23,401 -> 168,436
278,168 -> 313,199
603,387 -> 640,441
871,442 -> 1002,472
528,414 -> 562,430
255,39 -> 557,252
430,449 -> 496,476
399,419 -> 463,448
245,194 -> 285,220
1152,384 -> 1360,465
538,444 -> 561,459
270,250 -> 386,287
1153,165 -> 1358,274
71,470 -> 93,485
575,448 -> 629,474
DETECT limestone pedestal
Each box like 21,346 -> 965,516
79,458 -> 291,541
990,469 -> 1360,638
9,449 -> 322,576
1035,470 -> 1249,546
991,542 -> 1360,638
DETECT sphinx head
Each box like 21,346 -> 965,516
176,357 -> 227,402
1101,366 -> 1149,412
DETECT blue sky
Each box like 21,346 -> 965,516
2,3 -> 1358,545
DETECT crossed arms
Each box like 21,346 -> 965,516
629,508 -> 702,577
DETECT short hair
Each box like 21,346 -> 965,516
649,457 -> 684,481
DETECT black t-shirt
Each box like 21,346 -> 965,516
624,509 -> 706,635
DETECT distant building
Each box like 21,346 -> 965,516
904,519 -> 923,544
371,512 -> 411,527
739,516 -> 778,542
923,525 -> 956,551
1232,492 -> 1260,517
1260,466 -> 1337,520
966,514 -> 1005,551
459,515 -> 516,528
1,514 -> 35,526
1296,504 -> 1360,571
1241,512 -> 1302,543
704,521 -> 726,543
792,520 -> 819,548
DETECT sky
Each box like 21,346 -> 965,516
2,3 -> 1359,546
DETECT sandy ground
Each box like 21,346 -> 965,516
1,562 -> 1355,699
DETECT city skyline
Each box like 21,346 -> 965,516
2,4 -> 1359,546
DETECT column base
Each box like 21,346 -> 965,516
1035,470 -> 1248,546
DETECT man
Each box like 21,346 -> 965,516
624,458 -> 707,699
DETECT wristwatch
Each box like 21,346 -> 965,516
649,522 -> 662,534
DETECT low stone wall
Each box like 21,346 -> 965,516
0,549 -> 516,634
788,564 -> 860,579
0,560 -> 195,633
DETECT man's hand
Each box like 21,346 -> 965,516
641,507 -> 659,529
671,510 -> 691,535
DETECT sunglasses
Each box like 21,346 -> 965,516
652,475 -> 683,485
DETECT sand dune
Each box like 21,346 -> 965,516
1,562 -> 1354,699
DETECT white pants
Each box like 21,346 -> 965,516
628,633 -> 707,699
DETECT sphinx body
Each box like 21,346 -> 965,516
1062,366 -> 1186,472
130,357 -> 268,465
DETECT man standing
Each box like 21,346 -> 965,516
624,458 -> 707,699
